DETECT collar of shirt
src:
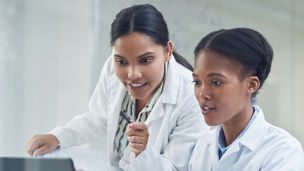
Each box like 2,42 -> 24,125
217,105 -> 258,159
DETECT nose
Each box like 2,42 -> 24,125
198,84 -> 211,101
128,65 -> 142,80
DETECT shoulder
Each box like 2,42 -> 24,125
259,122 -> 304,169
250,106 -> 302,152
263,122 -> 302,150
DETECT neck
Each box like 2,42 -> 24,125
135,98 -> 149,118
222,104 -> 254,146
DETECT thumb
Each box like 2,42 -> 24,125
129,120 -> 136,128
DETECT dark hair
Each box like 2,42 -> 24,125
110,4 -> 193,71
194,28 -> 273,97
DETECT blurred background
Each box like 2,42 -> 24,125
0,0 -> 303,156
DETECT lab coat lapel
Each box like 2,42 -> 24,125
209,127 -> 241,169
238,106 -> 267,151
145,96 -> 165,126
145,56 -> 179,125
218,106 -> 266,167
219,141 -> 240,163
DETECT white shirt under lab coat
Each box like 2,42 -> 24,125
189,105 -> 304,171
50,55 -> 208,170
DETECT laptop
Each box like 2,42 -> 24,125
0,157 -> 75,171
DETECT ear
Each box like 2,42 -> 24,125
247,76 -> 260,95
164,41 -> 173,62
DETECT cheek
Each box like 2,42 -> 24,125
148,62 -> 164,80
216,86 -> 244,109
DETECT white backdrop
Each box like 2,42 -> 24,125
0,0 -> 303,156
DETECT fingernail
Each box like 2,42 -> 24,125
129,123 -> 134,127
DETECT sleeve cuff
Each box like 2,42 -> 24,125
48,127 -> 68,149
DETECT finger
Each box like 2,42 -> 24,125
125,128 -> 147,137
27,144 -> 39,156
25,142 -> 35,156
127,136 -> 147,144
33,145 -> 49,157
129,122 -> 147,130
129,143 -> 146,154
26,136 -> 42,156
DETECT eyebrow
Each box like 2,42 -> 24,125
192,73 -> 198,77
192,73 -> 226,78
114,52 -> 155,59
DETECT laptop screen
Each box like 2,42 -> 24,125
0,157 -> 75,171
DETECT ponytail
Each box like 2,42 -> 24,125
172,51 -> 193,71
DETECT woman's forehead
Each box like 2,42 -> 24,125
194,50 -> 244,77
113,33 -> 164,57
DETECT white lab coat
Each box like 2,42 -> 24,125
50,55 -> 208,170
189,105 -> 304,171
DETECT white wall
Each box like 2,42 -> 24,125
0,0 -> 303,156
0,0 -> 93,156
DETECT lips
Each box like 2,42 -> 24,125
128,82 -> 148,91
200,104 -> 215,114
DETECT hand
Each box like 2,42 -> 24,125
125,121 -> 149,157
25,134 -> 60,156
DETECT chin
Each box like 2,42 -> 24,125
204,118 -> 221,127
129,92 -> 149,100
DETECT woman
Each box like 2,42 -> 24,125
26,4 -> 207,170
189,28 -> 304,170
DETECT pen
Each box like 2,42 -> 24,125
120,111 -> 131,124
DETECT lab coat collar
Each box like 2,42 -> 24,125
145,56 -> 181,125
206,105 -> 267,163
210,127 -> 241,162
238,105 -> 267,151
160,55 -> 180,105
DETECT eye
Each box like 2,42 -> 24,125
115,59 -> 128,65
212,80 -> 222,86
140,57 -> 152,64
192,80 -> 201,86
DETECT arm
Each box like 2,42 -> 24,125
50,57 -> 113,148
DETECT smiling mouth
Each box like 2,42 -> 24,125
130,83 -> 145,87
200,104 -> 216,114
128,82 -> 148,89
